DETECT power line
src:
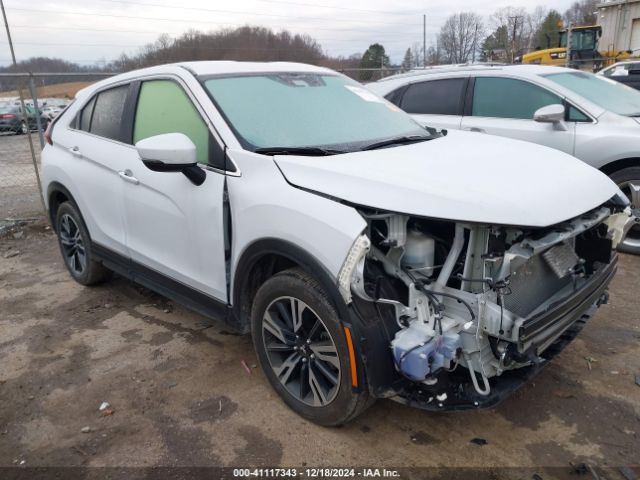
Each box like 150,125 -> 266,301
8,24 -> 420,44
182,0 -> 421,16
95,0 -> 420,18
5,3 -> 421,29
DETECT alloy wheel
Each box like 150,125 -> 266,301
59,214 -> 87,275
618,180 -> 640,250
20,121 -> 28,134
262,296 -> 341,407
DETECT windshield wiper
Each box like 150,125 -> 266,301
254,146 -> 345,156
360,134 -> 434,151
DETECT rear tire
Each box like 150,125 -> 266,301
609,166 -> 640,255
251,268 -> 372,426
55,202 -> 111,285
15,121 -> 27,135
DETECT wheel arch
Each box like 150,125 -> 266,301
47,181 -> 79,232
599,157 -> 640,177
232,237 -> 371,392
232,238 -> 344,332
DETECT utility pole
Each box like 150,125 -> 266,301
423,14 -> 426,68
0,0 -> 45,211
509,15 -> 522,64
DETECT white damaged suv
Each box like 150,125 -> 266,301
42,62 -> 633,425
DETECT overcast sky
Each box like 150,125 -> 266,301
0,0 -> 577,67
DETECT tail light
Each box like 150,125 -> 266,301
43,100 -> 74,147
0,113 -> 17,119
44,120 -> 53,146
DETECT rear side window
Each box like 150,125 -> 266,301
89,85 -> 129,141
78,96 -> 96,132
472,77 -> 562,120
133,80 -> 210,165
400,79 -> 466,115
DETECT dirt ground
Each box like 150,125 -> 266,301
0,220 -> 639,478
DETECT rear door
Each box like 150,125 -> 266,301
120,77 -> 228,301
396,77 -> 467,130
460,76 -> 575,155
61,83 -> 136,255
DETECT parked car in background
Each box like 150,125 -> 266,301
0,104 -> 48,134
41,61 -> 631,425
367,64 -> 640,253
42,104 -> 66,121
597,61 -> 640,90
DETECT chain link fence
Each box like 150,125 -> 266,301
0,67 -> 407,229
0,73 -> 113,228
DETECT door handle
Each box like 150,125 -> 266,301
118,169 -> 139,185
464,127 -> 486,133
69,146 -> 82,157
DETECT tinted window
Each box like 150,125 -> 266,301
133,80 -> 210,165
472,77 -> 562,120
400,79 -> 466,115
89,85 -> 129,141
79,96 -> 96,132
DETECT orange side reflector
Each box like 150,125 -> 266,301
343,326 -> 358,387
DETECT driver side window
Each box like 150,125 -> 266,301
472,77 -> 562,120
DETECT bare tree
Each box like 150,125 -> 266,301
438,12 -> 484,64
526,6 -> 548,51
426,43 -> 444,65
564,0 -> 598,25
411,41 -> 424,67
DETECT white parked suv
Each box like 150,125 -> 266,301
367,64 -> 640,253
42,61 -> 632,425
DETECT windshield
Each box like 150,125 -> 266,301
543,71 -> 640,116
203,73 -> 426,152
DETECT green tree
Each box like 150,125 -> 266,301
359,43 -> 389,81
481,25 -> 509,61
535,10 -> 563,50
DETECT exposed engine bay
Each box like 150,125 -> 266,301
338,200 -> 632,409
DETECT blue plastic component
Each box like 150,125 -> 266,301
393,333 -> 460,381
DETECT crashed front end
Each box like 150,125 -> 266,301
340,199 -> 632,410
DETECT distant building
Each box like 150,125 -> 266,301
597,0 -> 640,55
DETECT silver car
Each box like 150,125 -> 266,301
367,64 -> 640,253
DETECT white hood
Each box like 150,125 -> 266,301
275,130 -> 620,227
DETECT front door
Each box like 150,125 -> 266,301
120,78 -> 228,302
460,76 -> 575,155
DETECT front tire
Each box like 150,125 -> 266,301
610,166 -> 640,255
55,202 -> 111,285
251,268 -> 372,426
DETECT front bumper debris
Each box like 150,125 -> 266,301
389,255 -> 616,411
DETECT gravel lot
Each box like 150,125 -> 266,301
0,134 -> 44,220
0,220 -> 639,479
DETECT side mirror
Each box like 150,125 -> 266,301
135,133 -> 205,186
533,104 -> 567,131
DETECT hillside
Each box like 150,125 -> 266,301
0,81 -> 93,99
